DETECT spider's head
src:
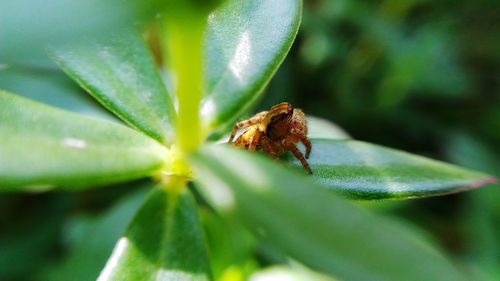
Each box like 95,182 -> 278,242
265,102 -> 294,140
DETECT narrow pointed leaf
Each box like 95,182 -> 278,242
289,139 -> 496,199
0,91 -> 167,191
191,145 -> 467,281
201,0 -> 302,130
98,187 -> 212,281
49,32 -> 175,144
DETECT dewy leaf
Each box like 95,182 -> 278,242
289,139 -> 496,199
201,0 -> 302,131
191,145 -> 468,281
49,31 -> 176,144
98,187 -> 212,281
0,91 -> 168,191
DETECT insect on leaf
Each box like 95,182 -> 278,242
191,144 -> 469,281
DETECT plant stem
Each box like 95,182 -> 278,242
162,7 -> 210,182
165,16 -> 206,154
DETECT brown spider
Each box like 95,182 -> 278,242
227,102 -> 312,174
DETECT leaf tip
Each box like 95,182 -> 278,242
470,176 -> 498,189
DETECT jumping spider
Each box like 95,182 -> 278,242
228,102 -> 312,174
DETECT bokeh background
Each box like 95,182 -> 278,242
1,0 -> 499,280
260,1 -> 500,279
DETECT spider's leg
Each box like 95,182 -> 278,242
228,111 -> 268,143
300,135 -> 312,159
283,140 -> 312,174
248,129 -> 261,151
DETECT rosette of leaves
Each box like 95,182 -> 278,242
0,0 -> 496,280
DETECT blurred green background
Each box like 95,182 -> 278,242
1,0 -> 499,280
260,0 -> 500,279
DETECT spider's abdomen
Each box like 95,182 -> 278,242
288,109 -> 308,142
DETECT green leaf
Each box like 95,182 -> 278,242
200,208 -> 256,279
0,0 -> 154,64
444,133 -> 500,280
250,265 -> 337,281
201,0 -> 302,130
307,116 -> 350,140
288,139 -> 495,199
191,145 -> 468,281
0,195 -> 66,280
41,186 -> 149,281
98,187 -> 212,281
0,91 -> 167,191
49,31 -> 175,144
0,66 -> 117,122
0,0 -> 168,66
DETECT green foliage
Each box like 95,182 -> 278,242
0,0 -> 160,65
0,66 -> 115,121
445,133 -> 500,280
49,32 -> 176,144
97,187 -> 211,281
192,145 -> 467,281
306,116 -> 350,140
0,90 -> 167,190
290,139 -> 492,199
40,187 -> 149,281
202,0 -> 302,131
249,265 -> 337,281
0,0 -> 498,280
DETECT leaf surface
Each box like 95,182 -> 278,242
307,116 -> 350,140
0,0 -> 145,63
0,91 -> 167,191
201,0 -> 302,130
250,265 -> 337,281
50,32 -> 175,144
191,145 -> 468,281
289,139 -> 496,199
98,187 -> 212,281
41,187 -> 149,281
0,66 -> 116,121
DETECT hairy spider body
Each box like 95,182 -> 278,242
228,102 -> 312,174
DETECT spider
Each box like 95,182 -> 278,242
227,102 -> 312,174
